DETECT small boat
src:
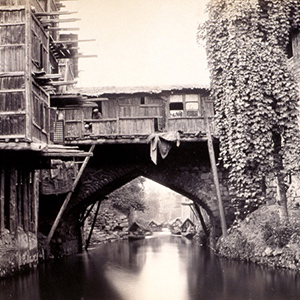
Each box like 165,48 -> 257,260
181,230 -> 195,239
128,222 -> 147,241
128,233 -> 145,240
181,218 -> 196,239
170,227 -> 182,235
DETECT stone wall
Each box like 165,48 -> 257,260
83,199 -> 129,246
0,228 -> 38,278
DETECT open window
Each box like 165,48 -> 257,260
169,95 -> 183,117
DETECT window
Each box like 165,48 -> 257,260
140,97 -> 145,105
185,94 -> 199,117
169,95 -> 183,117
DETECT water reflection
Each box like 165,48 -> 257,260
106,240 -> 189,300
0,232 -> 300,300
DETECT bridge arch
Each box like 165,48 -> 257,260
40,142 -> 234,254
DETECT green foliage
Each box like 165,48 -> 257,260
201,0 -> 300,219
108,177 -> 147,215
263,221 -> 294,248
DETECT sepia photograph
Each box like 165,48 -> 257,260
1,0 -> 300,299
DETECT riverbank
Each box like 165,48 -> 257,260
217,204 -> 300,271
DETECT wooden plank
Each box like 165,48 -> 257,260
45,145 -> 95,245
0,72 -> 24,77
34,11 -> 77,16
0,44 -> 25,47
33,171 -> 39,234
0,89 -> 25,93
0,22 -> 25,26
0,112 -> 26,115
47,27 -> 80,31
50,80 -> 77,86
9,168 -> 17,234
17,170 -> 22,227
0,168 -> 4,234
25,1 -> 32,142
41,152 -> 93,157
51,39 -> 95,44
27,172 -> 32,232
22,171 -> 29,232
203,108 -> 227,237
28,171 -> 33,232
39,18 -> 80,23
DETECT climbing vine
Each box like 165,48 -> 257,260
200,0 -> 300,221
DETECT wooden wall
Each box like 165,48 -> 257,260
0,9 -> 27,138
32,83 -> 49,143
0,167 -> 39,235
0,9 -> 25,73
167,94 -> 215,134
0,7 -> 51,143
56,91 -> 216,141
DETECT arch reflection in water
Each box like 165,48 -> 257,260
106,239 -> 189,300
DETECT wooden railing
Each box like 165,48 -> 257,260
64,117 -> 160,139
54,115 -> 217,144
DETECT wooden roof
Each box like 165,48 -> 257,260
0,142 -> 92,158
74,84 -> 210,97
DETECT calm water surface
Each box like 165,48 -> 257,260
1,231 -> 300,300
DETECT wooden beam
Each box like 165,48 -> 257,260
47,27 -> 80,31
50,80 -> 77,86
73,54 -> 98,58
0,72 -> 25,77
193,203 -> 209,238
25,1 -> 32,143
33,73 -> 62,79
203,108 -> 227,237
33,171 -> 39,234
41,151 -> 93,157
85,200 -> 101,250
23,171 -> 29,233
79,202 -> 96,225
0,169 -> 4,234
10,168 -> 17,234
34,11 -> 77,16
40,18 -> 81,23
45,145 -> 95,245
51,39 -> 96,44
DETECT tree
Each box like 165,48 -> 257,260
108,177 -> 147,223
200,0 -> 300,222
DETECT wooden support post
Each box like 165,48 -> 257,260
10,168 -> 17,234
25,1 -> 32,141
45,145 -> 95,245
193,203 -> 210,238
33,171 -> 39,234
17,170 -> 22,227
85,200 -> 101,250
204,111 -> 227,237
23,171 -> 29,233
0,169 -> 4,234
79,202 -> 96,225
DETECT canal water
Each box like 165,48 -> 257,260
1,231 -> 300,300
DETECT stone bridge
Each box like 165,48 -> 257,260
39,141 -> 234,254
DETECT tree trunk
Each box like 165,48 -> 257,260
272,131 -> 289,222
276,172 -> 289,221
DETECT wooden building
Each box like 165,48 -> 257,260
0,0 -> 91,277
50,86 -> 215,145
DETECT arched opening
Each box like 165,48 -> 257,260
81,176 -> 214,250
